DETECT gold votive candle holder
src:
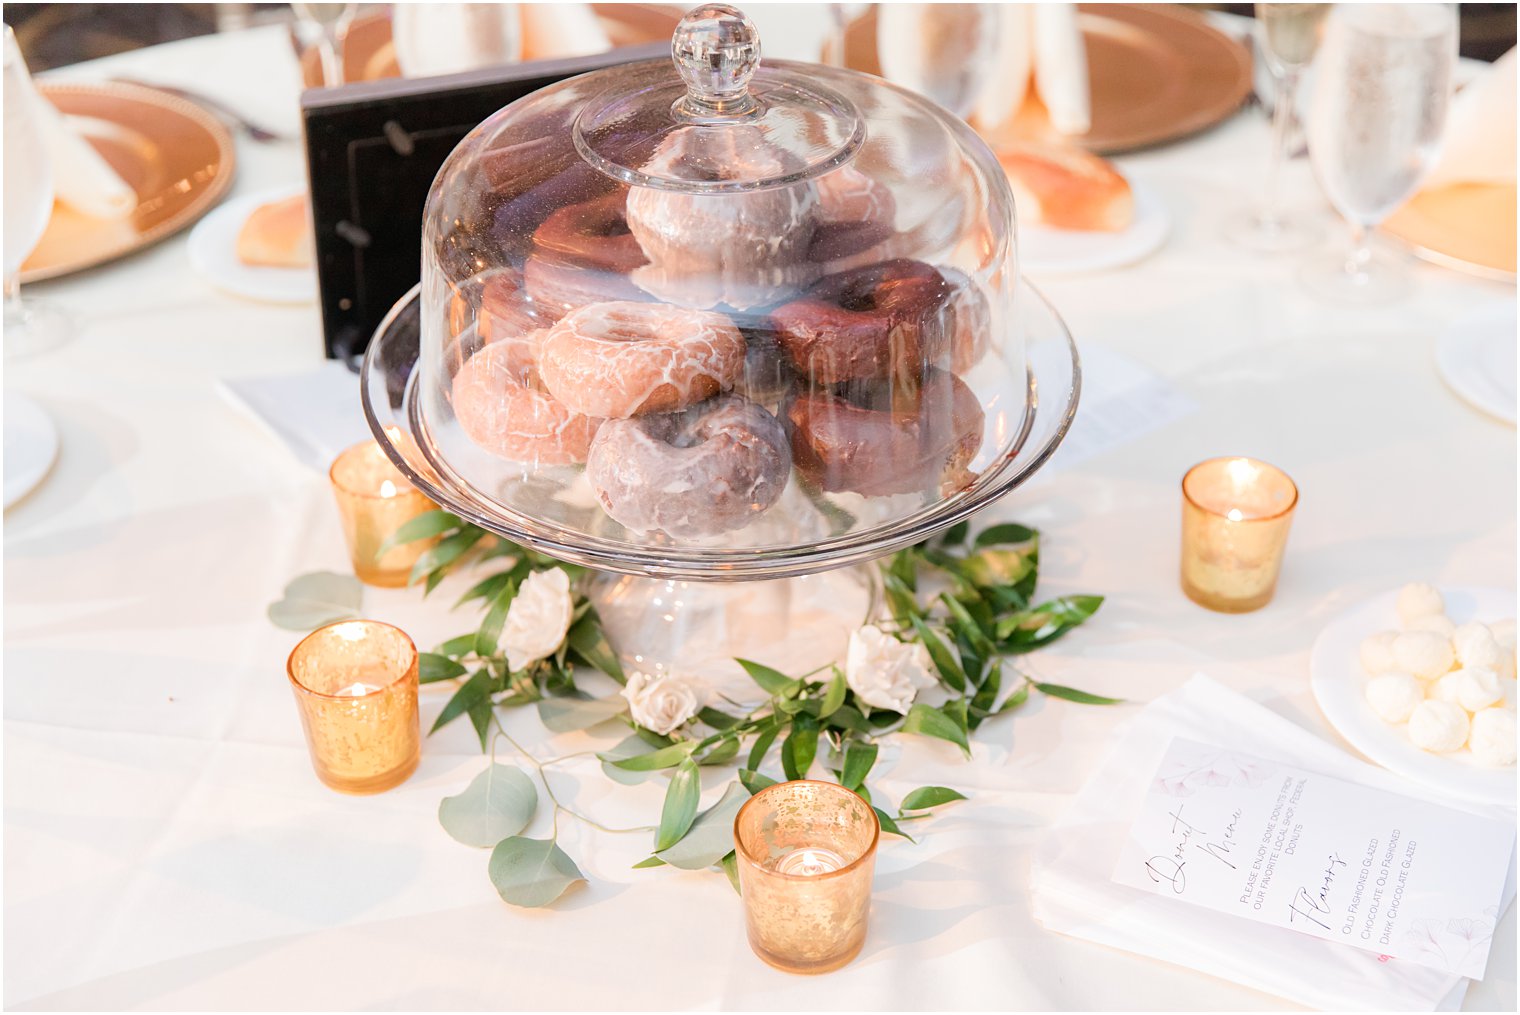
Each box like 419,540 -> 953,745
1181,456 -> 1299,613
287,620 -> 421,794
733,780 -> 880,974
330,439 -> 439,587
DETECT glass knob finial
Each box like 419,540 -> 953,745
672,3 -> 760,116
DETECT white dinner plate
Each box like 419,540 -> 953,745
1436,300 -> 1517,425
4,393 -> 59,508
1019,178 -> 1169,275
1310,585 -> 1517,805
187,187 -> 316,304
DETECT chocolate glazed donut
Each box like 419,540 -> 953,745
586,394 -> 791,538
523,192 -> 649,315
769,259 -> 955,387
787,367 -> 984,497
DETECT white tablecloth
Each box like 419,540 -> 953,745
5,13 -> 1516,1011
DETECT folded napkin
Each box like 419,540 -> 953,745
1425,47 -> 1516,189
3,30 -> 134,221
1031,674 -> 1516,1012
217,361 -> 368,473
879,3 -> 1089,135
393,3 -> 523,79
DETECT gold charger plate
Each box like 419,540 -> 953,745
299,4 -> 684,87
827,3 -> 1253,155
1384,183 -> 1518,284
20,82 -> 235,284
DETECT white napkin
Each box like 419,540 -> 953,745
1032,674 -> 1516,1012
1030,3 -> 1091,135
392,3 -> 523,79
217,361 -> 368,473
519,2 -> 611,61
3,30 -> 134,221
1424,47 -> 1516,189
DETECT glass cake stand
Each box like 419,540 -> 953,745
362,283 -> 1079,688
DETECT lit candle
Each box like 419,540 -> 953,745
1180,456 -> 1299,613
329,438 -> 440,588
286,620 -> 421,794
733,780 -> 879,974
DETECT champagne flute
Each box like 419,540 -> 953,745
1226,3 -> 1330,251
3,26 -> 69,360
292,2 -> 356,87
1302,4 -> 1457,302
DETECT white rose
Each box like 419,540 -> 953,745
845,624 -> 936,714
502,568 -> 573,672
621,670 -> 705,736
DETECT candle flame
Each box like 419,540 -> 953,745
1226,508 -> 1244,522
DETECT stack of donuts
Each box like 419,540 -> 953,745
448,133 -> 993,540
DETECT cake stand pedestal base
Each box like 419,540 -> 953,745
587,566 -> 879,704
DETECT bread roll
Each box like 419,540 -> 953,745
996,141 -> 1133,233
236,194 -> 312,269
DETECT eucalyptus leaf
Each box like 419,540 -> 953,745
840,741 -> 877,791
438,763 -> 537,847
655,757 -> 702,851
656,782 -> 750,870
600,733 -> 660,785
266,572 -> 363,631
901,703 -> 971,757
601,740 -> 696,771
420,652 -> 467,683
873,806 -> 915,842
900,786 -> 967,811
488,836 -> 584,908
1034,681 -> 1124,705
537,695 -> 627,733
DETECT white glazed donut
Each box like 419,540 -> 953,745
1365,672 -> 1423,723
1391,630 -> 1455,680
1407,700 -> 1469,753
1470,708 -> 1517,766
1396,582 -> 1445,626
1431,667 -> 1503,712
1359,630 -> 1399,675
626,126 -> 817,311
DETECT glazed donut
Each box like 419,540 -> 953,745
808,164 -> 896,263
626,125 -> 817,311
770,259 -> 955,387
451,341 -> 603,465
476,272 -> 561,379
938,266 -> 992,373
537,301 -> 746,419
586,394 -> 791,537
787,368 -> 984,497
524,192 -> 649,314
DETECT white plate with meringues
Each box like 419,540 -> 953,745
1310,583 -> 1516,806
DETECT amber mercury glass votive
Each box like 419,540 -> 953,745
1180,456 -> 1299,613
733,780 -> 880,974
287,620 -> 421,794
330,438 -> 440,587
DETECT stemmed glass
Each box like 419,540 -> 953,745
875,3 -> 1002,119
3,26 -> 69,360
292,2 -> 357,87
1302,3 -> 1457,302
1226,3 -> 1330,251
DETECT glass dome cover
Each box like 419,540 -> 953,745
415,3 -> 1034,569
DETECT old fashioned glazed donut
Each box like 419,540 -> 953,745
626,125 -> 817,311
451,340 -> 603,465
787,367 -> 984,497
475,272 -> 561,379
808,163 -> 896,264
586,394 -> 791,537
769,259 -> 956,386
537,301 -> 746,419
524,192 -> 649,315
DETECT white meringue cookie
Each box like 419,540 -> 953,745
1407,700 -> 1470,753
1396,582 -> 1445,626
1451,623 -> 1504,671
1365,672 -> 1424,723
1489,618 -> 1517,656
1391,630 -> 1455,680
1408,614 -> 1456,639
1431,667 -> 1503,712
1469,707 -> 1516,766
1359,630 -> 1400,675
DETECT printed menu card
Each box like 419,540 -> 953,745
1113,738 -> 1515,979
